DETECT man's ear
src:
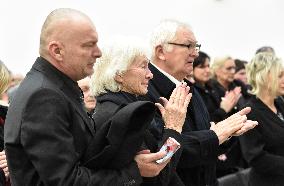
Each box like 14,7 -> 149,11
114,72 -> 123,83
48,41 -> 63,61
155,45 -> 166,60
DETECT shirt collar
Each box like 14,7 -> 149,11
150,62 -> 183,86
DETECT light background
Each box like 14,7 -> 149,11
1,0 -> 283,74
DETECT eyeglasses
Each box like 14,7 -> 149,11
167,42 -> 201,52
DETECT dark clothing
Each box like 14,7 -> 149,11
210,79 -> 251,115
144,63 -> 219,186
0,105 -> 7,151
0,105 -> 8,186
93,91 -> 184,186
83,100 -> 156,169
239,96 -> 284,186
4,57 -> 142,186
193,82 -> 227,123
209,79 -> 251,177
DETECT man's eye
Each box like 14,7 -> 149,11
84,42 -> 95,47
187,44 -> 193,48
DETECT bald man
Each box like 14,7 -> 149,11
4,8 -> 167,186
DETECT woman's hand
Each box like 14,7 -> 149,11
220,87 -> 242,113
135,150 -> 169,177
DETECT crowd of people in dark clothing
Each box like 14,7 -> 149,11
0,8 -> 283,186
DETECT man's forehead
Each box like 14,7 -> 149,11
177,28 -> 197,42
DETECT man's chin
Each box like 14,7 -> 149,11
184,69 -> 193,77
86,69 -> 94,76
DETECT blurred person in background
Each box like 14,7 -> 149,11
78,76 -> 96,115
234,59 -> 248,86
209,56 -> 253,178
255,46 -> 275,55
0,60 -> 10,186
240,52 -> 284,186
210,56 -> 251,115
255,46 -> 284,110
193,53 -> 248,178
0,73 -> 24,105
193,51 -> 238,122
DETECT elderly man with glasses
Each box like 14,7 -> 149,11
143,19 -> 258,186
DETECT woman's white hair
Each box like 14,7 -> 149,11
247,52 -> 284,97
149,19 -> 192,60
90,36 -> 148,96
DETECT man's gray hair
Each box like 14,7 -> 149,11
149,19 -> 192,60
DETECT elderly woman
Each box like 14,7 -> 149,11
240,53 -> 284,186
210,56 -> 251,115
0,60 -> 10,185
90,39 -> 192,185
77,76 -> 96,115
193,53 -> 250,178
205,56 -> 253,177
193,52 -> 239,122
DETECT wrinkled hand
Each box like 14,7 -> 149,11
211,107 -> 254,144
0,150 -> 9,179
155,82 -> 192,133
135,150 -> 169,177
220,87 -> 242,113
232,119 -> 258,136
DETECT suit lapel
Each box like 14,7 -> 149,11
149,63 -> 176,99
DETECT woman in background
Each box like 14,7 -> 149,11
240,52 -> 284,186
193,52 -> 239,122
234,59 -> 248,86
193,53 -> 248,178
0,60 -> 10,186
77,76 -> 96,115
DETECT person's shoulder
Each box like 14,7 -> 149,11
245,96 -> 267,119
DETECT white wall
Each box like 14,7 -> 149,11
1,0 -> 283,74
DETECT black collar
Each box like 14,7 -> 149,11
33,57 -> 83,103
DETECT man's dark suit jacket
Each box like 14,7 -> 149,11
145,63 -> 219,186
239,96 -> 284,186
4,57 -> 142,186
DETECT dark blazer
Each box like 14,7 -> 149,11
145,63 -> 219,186
239,96 -> 284,186
193,82 -> 227,122
194,81 -> 247,177
4,57 -> 142,186
93,91 -> 185,186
